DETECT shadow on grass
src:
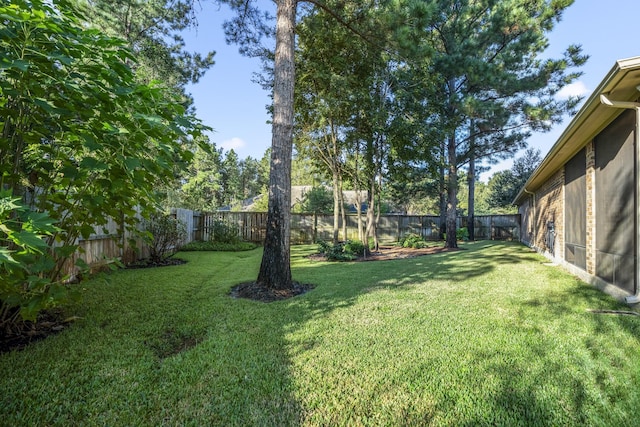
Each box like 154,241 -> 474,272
289,241 -> 640,425
457,267 -> 640,425
3,242 -> 638,425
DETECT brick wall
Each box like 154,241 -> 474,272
531,169 -> 564,258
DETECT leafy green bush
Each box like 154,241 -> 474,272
443,228 -> 470,242
180,241 -> 257,252
317,240 -> 364,261
400,233 -> 430,248
0,192 -> 77,330
344,240 -> 366,257
457,227 -> 469,241
209,220 -> 240,244
142,214 -> 187,262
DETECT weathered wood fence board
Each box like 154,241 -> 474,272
200,212 -> 521,244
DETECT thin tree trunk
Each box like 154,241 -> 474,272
332,169 -> 340,244
467,156 -> 475,241
313,212 -> 318,243
256,0 -> 296,290
339,177 -> 347,240
356,189 -> 364,243
354,146 -> 364,243
365,174 -> 378,253
467,121 -> 476,241
438,142 -> 447,240
445,134 -> 458,249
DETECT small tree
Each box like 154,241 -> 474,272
0,0 -> 206,282
300,186 -> 333,242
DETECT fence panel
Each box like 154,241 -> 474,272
207,211 -> 520,244
61,210 -> 520,277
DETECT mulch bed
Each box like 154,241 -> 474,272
0,310 -> 72,353
230,281 -> 315,303
308,245 -> 461,262
126,257 -> 187,269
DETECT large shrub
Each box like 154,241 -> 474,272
317,240 -> 366,261
143,214 -> 187,262
209,219 -> 241,244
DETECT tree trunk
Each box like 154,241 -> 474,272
356,188 -> 364,243
467,156 -> 475,241
313,212 -> 318,243
445,134 -> 458,249
332,169 -> 340,244
365,177 -> 376,254
467,122 -> 475,241
256,0 -> 296,290
438,142 -> 447,240
339,180 -> 347,241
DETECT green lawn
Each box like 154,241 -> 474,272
1,241 -> 639,426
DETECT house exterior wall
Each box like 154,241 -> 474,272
524,169 -> 564,259
518,111 -> 637,301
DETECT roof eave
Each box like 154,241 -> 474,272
513,56 -> 640,205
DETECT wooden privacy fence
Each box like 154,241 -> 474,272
63,210 -> 520,276
192,211 -> 521,245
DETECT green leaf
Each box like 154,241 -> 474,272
79,224 -> 95,239
79,157 -> 108,171
34,98 -> 63,114
0,58 -> 29,71
0,247 -> 19,266
124,158 -> 141,170
12,230 -> 48,252
24,211 -> 59,234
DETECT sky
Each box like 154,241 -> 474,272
182,0 -> 640,180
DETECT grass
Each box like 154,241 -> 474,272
1,241 -> 639,425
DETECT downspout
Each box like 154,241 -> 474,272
599,94 -> 640,304
523,188 -> 536,246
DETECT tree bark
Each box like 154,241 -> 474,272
438,141 -> 447,240
467,120 -> 476,241
332,168 -> 340,243
256,0 -> 296,290
339,178 -> 347,240
445,133 -> 458,249
467,154 -> 475,241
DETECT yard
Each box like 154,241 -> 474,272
1,241 -> 639,426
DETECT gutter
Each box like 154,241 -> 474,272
599,93 -> 640,304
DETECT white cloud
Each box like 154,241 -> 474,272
556,81 -> 589,100
220,137 -> 246,152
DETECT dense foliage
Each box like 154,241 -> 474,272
0,0 -> 205,325
0,192 -> 74,331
